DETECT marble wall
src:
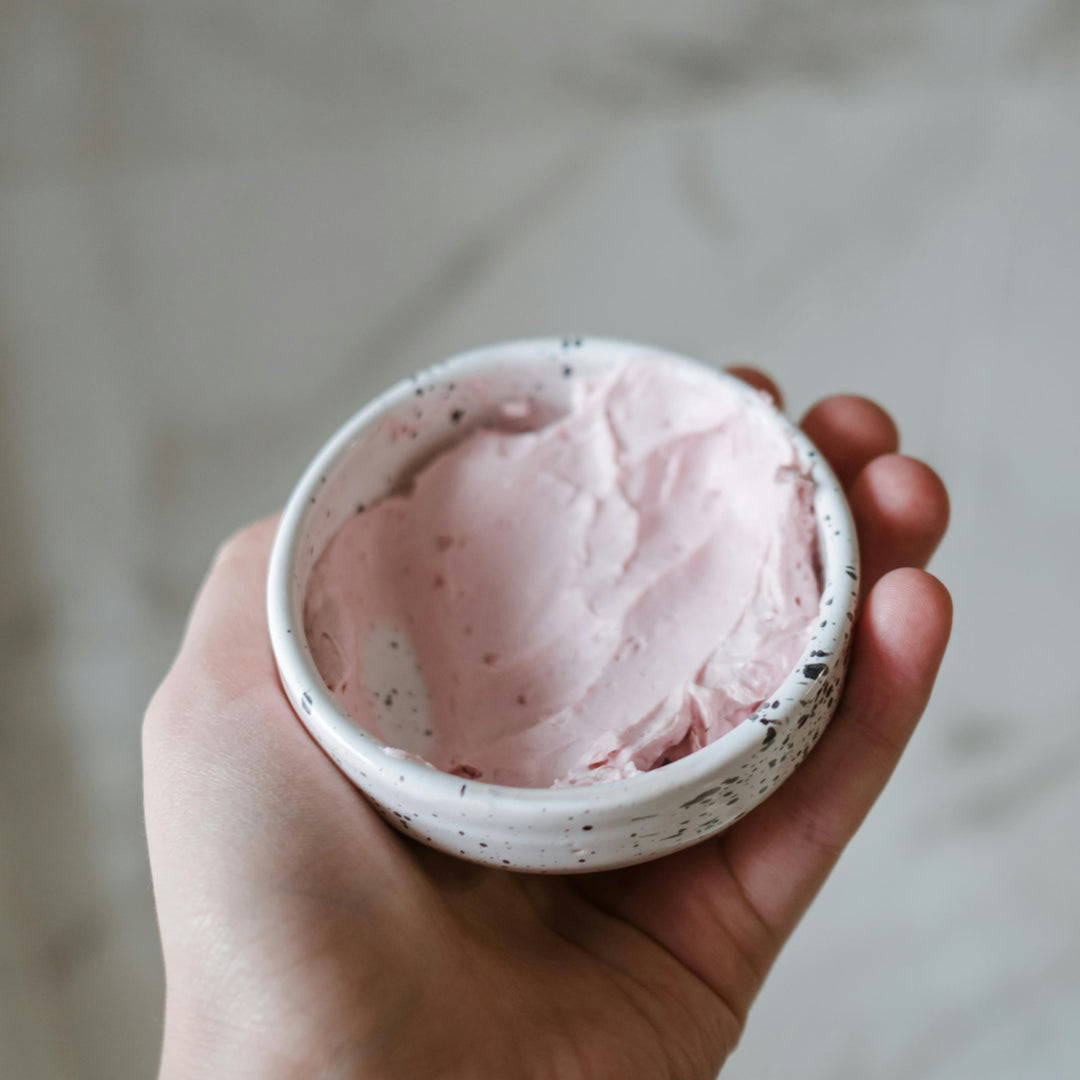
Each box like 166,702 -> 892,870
1,2 -> 1078,1077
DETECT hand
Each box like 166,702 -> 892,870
144,374 -> 951,1079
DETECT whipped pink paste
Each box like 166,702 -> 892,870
305,360 -> 821,788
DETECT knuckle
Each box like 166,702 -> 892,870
212,521 -> 259,566
142,674 -> 179,756
209,515 -> 279,574
780,786 -> 848,863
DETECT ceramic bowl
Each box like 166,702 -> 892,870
267,337 -> 859,873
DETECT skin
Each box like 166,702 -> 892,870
144,374 -> 952,1079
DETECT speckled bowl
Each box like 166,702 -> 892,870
267,337 -> 859,873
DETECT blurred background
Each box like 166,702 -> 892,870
2,2 -> 1078,1077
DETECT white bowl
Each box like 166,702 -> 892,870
267,337 -> 859,873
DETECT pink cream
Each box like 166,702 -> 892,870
304,360 -> 821,788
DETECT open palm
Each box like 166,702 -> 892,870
144,375 -> 951,1079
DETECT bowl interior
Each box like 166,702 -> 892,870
270,337 -> 858,809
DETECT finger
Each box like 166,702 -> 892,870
848,454 -> 950,593
726,366 -> 784,410
575,570 -> 951,1017
721,568 -> 953,938
800,395 -> 900,489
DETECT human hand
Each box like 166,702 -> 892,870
144,373 -> 951,1079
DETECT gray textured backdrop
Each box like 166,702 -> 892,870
1,2 -> 1078,1077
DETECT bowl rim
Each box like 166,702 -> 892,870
267,335 -> 859,811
